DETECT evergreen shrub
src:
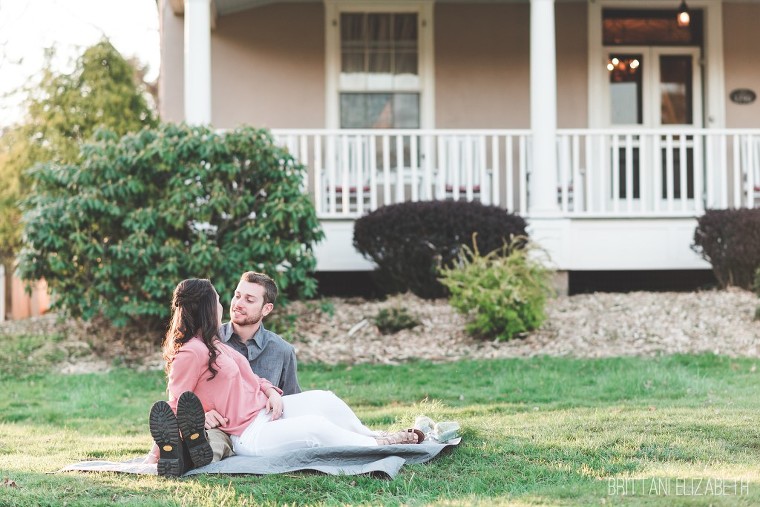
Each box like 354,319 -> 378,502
439,237 -> 553,342
19,123 -> 323,334
692,208 -> 760,289
353,201 -> 527,299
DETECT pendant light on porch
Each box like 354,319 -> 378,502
676,0 -> 690,27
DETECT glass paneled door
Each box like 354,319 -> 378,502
603,47 -> 702,209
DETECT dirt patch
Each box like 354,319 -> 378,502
2,288 -> 759,374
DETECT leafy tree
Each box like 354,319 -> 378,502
19,124 -> 323,336
0,39 -> 156,265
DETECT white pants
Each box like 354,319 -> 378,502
231,390 -> 380,456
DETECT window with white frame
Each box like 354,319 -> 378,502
339,12 -> 420,129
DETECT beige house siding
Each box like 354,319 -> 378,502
555,2 -> 588,129
723,2 -> 760,128
433,2 -> 587,129
160,3 -> 325,128
434,3 -> 530,128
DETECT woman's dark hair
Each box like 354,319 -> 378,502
162,278 -> 220,380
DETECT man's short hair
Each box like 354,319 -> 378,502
240,271 -> 278,305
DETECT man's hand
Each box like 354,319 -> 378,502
204,409 -> 228,429
265,389 -> 284,420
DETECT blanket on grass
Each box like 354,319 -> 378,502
60,438 -> 460,479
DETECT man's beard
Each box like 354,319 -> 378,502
231,310 -> 262,327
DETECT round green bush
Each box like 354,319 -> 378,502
19,123 -> 323,333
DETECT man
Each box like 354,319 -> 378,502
204,271 -> 302,462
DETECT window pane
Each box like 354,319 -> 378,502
603,9 -> 703,46
340,93 -> 419,129
393,93 -> 420,128
341,14 -> 364,45
660,55 -> 692,125
609,54 -> 643,125
342,51 -> 364,74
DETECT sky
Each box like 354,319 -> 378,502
0,0 -> 160,128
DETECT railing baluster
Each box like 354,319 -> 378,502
694,133 -> 704,214
639,134 -> 648,213
479,135 -> 488,205
423,134 -> 433,201
598,134 -> 607,213
491,135 -> 500,207
411,134 -> 419,202
465,137 -> 474,201
652,134 -> 661,214
666,135 -> 675,212
382,135 -> 391,206
572,134 -> 581,213
314,135 -> 322,215
612,135 -> 620,213
452,138 -> 461,201
720,134 -> 728,208
355,136 -> 364,215
733,134 -> 741,208
506,136 -> 514,212
341,135 -> 350,215
625,134 -> 633,212
369,135 -> 377,211
585,134 -> 593,213
679,134 -> 688,211
705,133 -> 714,209
519,136 -> 527,215
436,136 -> 446,200
746,135 -> 755,208
395,135 -> 404,204
560,135 -> 569,213
298,135 -> 308,193
327,134 -> 337,215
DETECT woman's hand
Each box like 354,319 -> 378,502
204,409 -> 228,429
265,388 -> 284,420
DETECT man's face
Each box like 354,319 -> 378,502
230,280 -> 273,326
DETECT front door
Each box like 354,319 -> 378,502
603,46 -> 702,208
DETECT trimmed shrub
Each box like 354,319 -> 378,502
439,238 -> 553,342
692,209 -> 760,289
353,201 -> 528,299
19,123 -> 323,334
374,307 -> 420,335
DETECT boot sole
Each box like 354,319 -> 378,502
177,391 -> 213,468
149,401 -> 185,477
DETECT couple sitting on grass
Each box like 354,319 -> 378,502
145,271 -> 424,477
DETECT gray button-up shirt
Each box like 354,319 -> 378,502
219,322 -> 302,395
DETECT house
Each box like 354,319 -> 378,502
158,0 -> 760,287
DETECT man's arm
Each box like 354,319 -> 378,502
280,349 -> 302,395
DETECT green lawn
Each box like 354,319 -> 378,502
1,333 -> 760,505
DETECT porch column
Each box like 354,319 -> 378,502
529,0 -> 558,213
184,0 -> 212,124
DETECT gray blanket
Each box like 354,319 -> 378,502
60,438 -> 460,479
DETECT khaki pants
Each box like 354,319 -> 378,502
207,428 -> 234,462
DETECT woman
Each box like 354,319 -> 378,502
148,278 -> 422,477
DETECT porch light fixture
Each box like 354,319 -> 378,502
677,0 -> 690,27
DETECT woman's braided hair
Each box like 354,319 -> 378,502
162,278 -> 220,380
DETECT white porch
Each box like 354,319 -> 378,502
271,128 -> 760,271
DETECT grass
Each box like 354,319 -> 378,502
2,332 -> 760,506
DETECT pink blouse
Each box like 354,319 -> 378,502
167,336 -> 282,436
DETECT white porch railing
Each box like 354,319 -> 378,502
271,128 -> 760,219
273,129 -> 531,218
556,129 -> 760,217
